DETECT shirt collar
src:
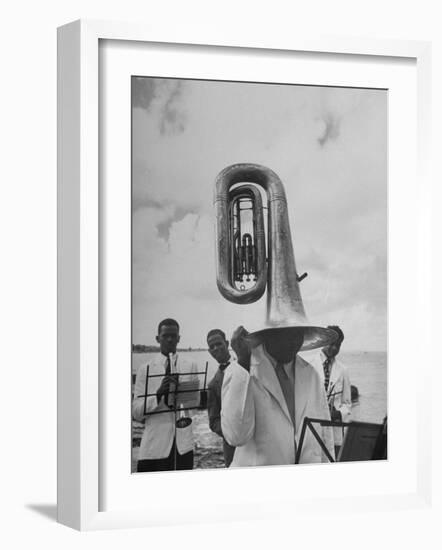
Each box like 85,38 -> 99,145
218,356 -> 231,371
158,352 -> 177,367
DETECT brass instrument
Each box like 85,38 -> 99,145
214,163 -> 336,351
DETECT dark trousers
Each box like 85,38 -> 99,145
137,440 -> 194,472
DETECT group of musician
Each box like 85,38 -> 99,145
132,318 -> 352,472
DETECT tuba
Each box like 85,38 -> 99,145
214,163 -> 336,351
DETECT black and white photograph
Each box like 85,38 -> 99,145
131,76 -> 388,473
3,0 -> 438,541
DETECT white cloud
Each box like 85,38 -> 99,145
132,78 -> 387,350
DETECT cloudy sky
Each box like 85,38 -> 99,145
132,77 -> 387,351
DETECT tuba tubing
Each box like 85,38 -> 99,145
214,163 -> 306,325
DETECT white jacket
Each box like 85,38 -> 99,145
308,350 -> 352,446
132,354 -> 200,460
221,345 -> 334,467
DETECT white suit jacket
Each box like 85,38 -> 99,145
221,345 -> 334,467
308,350 -> 352,446
132,354 -> 199,460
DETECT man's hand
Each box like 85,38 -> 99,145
231,326 -> 251,371
156,374 -> 178,404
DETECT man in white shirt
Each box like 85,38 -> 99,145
221,326 -> 335,467
132,318 -> 200,472
309,326 -> 352,457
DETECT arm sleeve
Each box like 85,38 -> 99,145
315,373 -> 335,462
132,364 -> 163,422
207,379 -> 223,437
221,362 -> 255,447
336,367 -> 352,423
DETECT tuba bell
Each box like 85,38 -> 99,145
214,163 -> 336,351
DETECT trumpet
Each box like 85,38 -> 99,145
214,163 -> 336,351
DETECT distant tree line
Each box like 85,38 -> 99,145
132,344 -> 206,353
132,344 -> 160,353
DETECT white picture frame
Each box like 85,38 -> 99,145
57,19 -> 432,531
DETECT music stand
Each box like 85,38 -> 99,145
137,361 -> 209,416
295,417 -> 387,463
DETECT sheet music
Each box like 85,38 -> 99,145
169,353 -> 200,409
174,377 -> 200,408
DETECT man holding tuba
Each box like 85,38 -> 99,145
221,325 -> 335,467
214,163 -> 337,467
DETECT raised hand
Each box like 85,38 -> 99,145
231,326 -> 251,371
156,374 -> 178,404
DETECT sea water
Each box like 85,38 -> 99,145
132,350 -> 387,424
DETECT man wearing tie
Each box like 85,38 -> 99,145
221,326 -> 335,467
206,329 -> 235,467
132,318 -> 200,472
310,325 -> 352,458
